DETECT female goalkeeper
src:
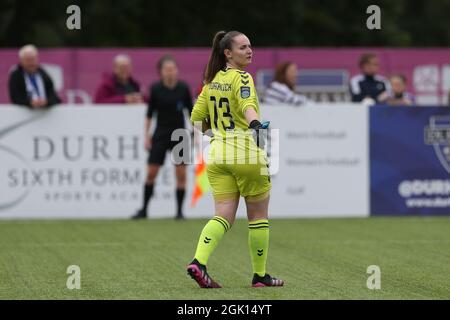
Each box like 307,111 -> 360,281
186,30 -> 284,288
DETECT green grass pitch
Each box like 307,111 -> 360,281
0,217 -> 449,299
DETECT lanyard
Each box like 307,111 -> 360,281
27,73 -> 41,97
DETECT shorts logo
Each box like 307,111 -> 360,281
240,86 -> 251,99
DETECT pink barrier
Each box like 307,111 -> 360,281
1,48 -> 449,104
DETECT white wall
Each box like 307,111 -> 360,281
0,104 -> 369,219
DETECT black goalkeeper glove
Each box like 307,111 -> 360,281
249,120 -> 270,150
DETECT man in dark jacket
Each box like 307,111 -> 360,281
8,45 -> 61,108
94,54 -> 146,104
349,53 -> 391,103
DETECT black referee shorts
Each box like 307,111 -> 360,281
148,127 -> 186,165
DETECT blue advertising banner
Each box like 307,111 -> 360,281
370,106 -> 450,215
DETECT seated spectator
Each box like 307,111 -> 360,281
264,61 -> 310,106
8,44 -> 61,108
380,75 -> 415,106
349,53 -> 391,104
94,54 -> 146,104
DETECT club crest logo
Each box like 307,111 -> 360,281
425,116 -> 450,174
240,86 -> 251,99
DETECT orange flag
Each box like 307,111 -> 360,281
191,153 -> 210,207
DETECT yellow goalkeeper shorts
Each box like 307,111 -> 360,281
206,160 -> 271,200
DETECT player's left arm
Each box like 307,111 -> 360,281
233,72 -> 265,125
233,72 -> 269,148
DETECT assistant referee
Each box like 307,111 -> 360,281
132,55 -> 193,220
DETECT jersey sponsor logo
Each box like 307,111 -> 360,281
240,86 -> 251,99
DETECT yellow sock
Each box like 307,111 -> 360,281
248,219 -> 269,277
194,216 -> 230,265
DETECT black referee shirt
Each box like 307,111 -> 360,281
146,80 -> 193,128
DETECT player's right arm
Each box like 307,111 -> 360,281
191,85 -> 210,133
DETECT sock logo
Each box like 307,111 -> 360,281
257,249 -> 264,256
204,237 -> 211,244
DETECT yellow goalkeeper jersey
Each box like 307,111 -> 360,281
191,67 -> 264,161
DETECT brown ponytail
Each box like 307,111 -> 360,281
204,30 -> 243,84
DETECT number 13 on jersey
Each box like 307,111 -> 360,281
210,96 -> 235,131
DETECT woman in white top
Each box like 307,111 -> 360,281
264,61 -> 309,106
